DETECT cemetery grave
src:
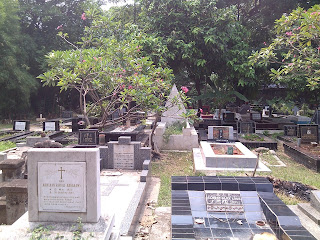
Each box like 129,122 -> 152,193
193,126 -> 271,173
170,176 -> 316,240
282,124 -> 320,172
237,133 -> 278,150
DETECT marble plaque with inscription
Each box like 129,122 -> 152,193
114,144 -> 134,169
38,162 -> 86,212
44,122 -> 56,131
205,190 -> 244,212
299,125 -> 319,143
15,121 -> 26,131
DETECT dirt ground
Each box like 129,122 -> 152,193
134,177 -> 171,240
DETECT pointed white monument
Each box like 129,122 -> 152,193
161,84 -> 186,124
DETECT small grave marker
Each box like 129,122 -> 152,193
284,125 -> 297,136
298,124 -> 319,143
250,112 -> 262,121
223,112 -> 235,122
43,121 -> 60,131
78,129 -> 99,145
238,121 -> 256,134
13,120 -> 30,131
205,190 -> 244,212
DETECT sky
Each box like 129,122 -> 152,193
101,0 -> 135,10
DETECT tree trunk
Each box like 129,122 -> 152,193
195,78 -> 202,109
150,113 -> 161,153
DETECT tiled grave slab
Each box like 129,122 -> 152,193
171,176 -> 316,240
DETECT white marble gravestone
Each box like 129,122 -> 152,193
161,84 -> 186,124
28,148 -> 100,223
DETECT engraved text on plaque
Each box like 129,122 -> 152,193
38,162 -> 86,212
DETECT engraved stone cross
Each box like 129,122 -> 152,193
58,167 -> 65,180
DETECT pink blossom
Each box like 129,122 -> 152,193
286,31 -> 293,36
297,27 -> 301,30
119,75 -> 123,78
134,72 -> 138,76
82,60 -> 86,62
93,57 -> 97,61
56,25 -> 63,30
181,86 -> 189,93
294,55 -> 296,58
317,46 -> 320,50
160,79 -> 163,82
122,69 -> 126,73
288,63 -> 294,66
282,59 -> 285,62
200,108 -> 203,113
263,42 -> 267,46
128,85 -> 133,89
137,49 -> 140,52
81,13 -> 86,20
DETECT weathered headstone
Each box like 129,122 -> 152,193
161,84 -> 186,124
43,121 -> 60,131
250,112 -> 262,121
61,111 -> 73,118
13,120 -> 30,131
292,106 -> 299,116
78,129 -> 99,145
223,112 -> 235,122
284,125 -> 297,136
238,121 -> 256,134
28,148 -> 100,222
104,136 -> 151,170
208,126 -> 234,141
298,124 -> 319,143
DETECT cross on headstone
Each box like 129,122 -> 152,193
58,167 -> 65,180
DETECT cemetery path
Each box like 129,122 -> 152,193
134,177 -> 171,240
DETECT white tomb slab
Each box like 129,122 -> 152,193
38,162 -> 86,212
15,122 -> 26,131
44,122 -> 56,131
28,148 -> 100,223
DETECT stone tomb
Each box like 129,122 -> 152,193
43,121 -> 60,131
298,124 -> 319,143
284,125 -> 297,136
250,112 -> 262,121
28,148 -> 100,222
238,121 -> 256,134
78,129 -> 99,145
13,120 -> 30,131
103,136 -> 151,170
171,176 -> 316,240
208,126 -> 234,141
200,141 -> 257,168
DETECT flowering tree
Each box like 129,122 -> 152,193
250,5 -> 320,90
38,11 -> 175,127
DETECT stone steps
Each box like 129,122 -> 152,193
298,190 -> 320,225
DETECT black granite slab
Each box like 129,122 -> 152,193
171,176 -> 316,240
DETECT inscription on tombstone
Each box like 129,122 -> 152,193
251,113 -> 262,121
78,129 -> 99,145
239,122 -> 255,134
38,162 -> 86,212
43,121 -> 60,131
299,125 -> 319,143
205,190 -> 244,212
284,125 -> 297,136
114,144 -> 134,169
15,121 -> 26,131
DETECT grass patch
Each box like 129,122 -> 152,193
151,152 -> 194,206
0,141 -> 16,151
152,144 -> 320,206
163,121 -> 186,143
0,124 -> 12,130
260,153 -> 279,165
242,134 -> 264,141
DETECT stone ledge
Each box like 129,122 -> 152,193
1,179 -> 28,193
0,159 -> 25,169
298,203 -> 320,225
